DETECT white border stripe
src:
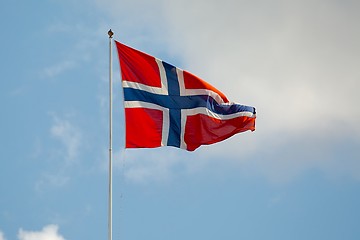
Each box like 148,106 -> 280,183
185,89 -> 225,104
122,81 -> 168,95
182,107 -> 256,120
124,101 -> 164,110
161,109 -> 170,146
122,58 -> 169,95
177,68 -> 186,96
156,58 -> 168,94
176,68 -> 225,104
124,101 -> 169,146
180,110 -> 187,150
124,67 -> 225,103
180,107 -> 255,150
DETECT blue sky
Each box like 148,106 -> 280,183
1,0 -> 360,239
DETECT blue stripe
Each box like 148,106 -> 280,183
123,61 -> 255,148
162,62 -> 180,95
167,109 -> 181,147
162,62 -> 181,147
123,88 -> 256,115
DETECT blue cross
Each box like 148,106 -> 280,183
123,61 -> 255,148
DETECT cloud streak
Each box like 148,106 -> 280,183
50,114 -> 82,163
0,225 -> 67,240
41,60 -> 77,78
18,225 -> 65,240
97,0 -> 360,183
34,114 -> 83,191
0,230 -> 6,240
122,149 -> 182,184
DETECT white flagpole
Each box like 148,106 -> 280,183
107,29 -> 114,240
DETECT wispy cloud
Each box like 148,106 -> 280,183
0,230 -> 6,240
18,225 -> 65,240
34,114 -> 83,191
41,60 -> 77,78
41,21 -> 107,80
119,148 -> 186,184
101,0 -> 360,136
35,173 -> 70,192
50,114 -> 82,163
1,225 -> 66,240
97,0 -> 360,183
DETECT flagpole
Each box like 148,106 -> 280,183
107,29 -> 114,240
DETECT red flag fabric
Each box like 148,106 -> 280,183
115,40 -> 256,151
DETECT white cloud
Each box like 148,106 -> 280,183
35,173 -> 70,191
42,60 -> 76,78
18,225 -> 65,240
41,21 -> 108,80
97,0 -> 360,183
50,114 -> 82,163
0,230 -> 6,240
30,114 -> 84,190
109,0 -> 360,135
121,148 -> 183,184
33,114 -> 83,191
163,0 -> 360,134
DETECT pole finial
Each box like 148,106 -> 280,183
108,29 -> 114,38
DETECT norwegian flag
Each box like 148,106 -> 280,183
115,40 -> 256,151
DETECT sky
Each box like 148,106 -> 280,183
1,0 -> 360,239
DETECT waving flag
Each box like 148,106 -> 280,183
115,40 -> 256,151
